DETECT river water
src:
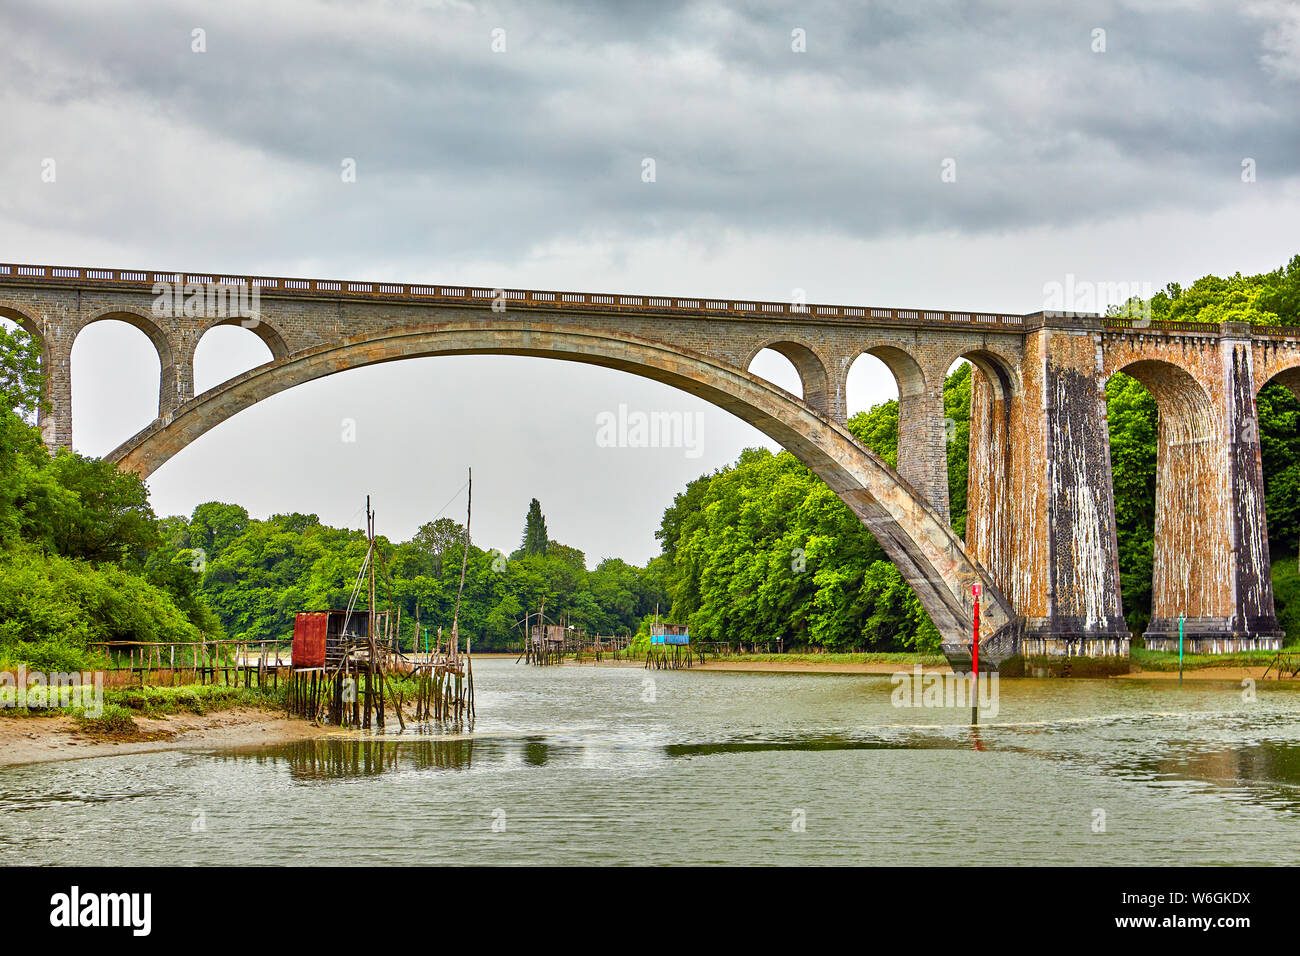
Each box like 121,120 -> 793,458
2,660 -> 1298,865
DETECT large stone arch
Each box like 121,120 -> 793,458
76,306 -> 174,368
0,303 -> 54,440
1106,358 -> 1230,635
191,317 -> 289,397
107,321 -> 1018,658
1259,364 -> 1300,402
1253,336 -> 1300,401
743,338 -> 833,419
954,347 -> 1020,401
74,307 -> 181,419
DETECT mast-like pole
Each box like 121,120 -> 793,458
451,468 -> 472,664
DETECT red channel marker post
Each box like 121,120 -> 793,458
971,583 -> 981,725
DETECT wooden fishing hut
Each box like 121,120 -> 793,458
286,488 -> 477,729
646,621 -> 695,669
291,610 -> 389,670
649,622 -> 689,646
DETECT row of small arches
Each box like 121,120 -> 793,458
8,315 -> 1300,461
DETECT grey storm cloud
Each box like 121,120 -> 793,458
2,0 -> 1297,275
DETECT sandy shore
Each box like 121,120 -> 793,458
0,707 -> 329,769
1116,666 -> 1293,682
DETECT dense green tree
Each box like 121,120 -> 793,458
37,452 -> 159,564
1106,374 -> 1159,635
1259,382 -> 1300,563
1257,254 -> 1300,325
944,362 -> 972,537
186,501 -> 251,563
410,516 -> 464,575
0,322 -> 43,417
521,498 -> 549,556
0,547 -> 199,669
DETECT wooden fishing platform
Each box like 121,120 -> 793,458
287,488 -> 477,729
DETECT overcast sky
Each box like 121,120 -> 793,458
2,0 -> 1299,563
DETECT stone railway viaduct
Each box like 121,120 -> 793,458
4,263 -> 1299,666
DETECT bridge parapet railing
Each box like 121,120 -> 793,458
1102,318 -> 1223,333
1103,317 -> 1300,339
0,262 -> 1030,329
1250,324 -> 1300,340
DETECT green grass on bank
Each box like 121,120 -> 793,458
76,684 -> 283,736
104,683 -> 284,717
1129,647 -> 1293,671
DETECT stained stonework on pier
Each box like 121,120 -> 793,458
2,263 -> 1297,660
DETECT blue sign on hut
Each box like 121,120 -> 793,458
650,622 -> 689,646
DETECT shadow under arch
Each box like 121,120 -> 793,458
960,348 -> 1018,402
1106,359 -> 1226,638
106,322 -> 1019,654
1253,363 -> 1300,576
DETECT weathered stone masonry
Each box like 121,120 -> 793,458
4,265 -> 1298,659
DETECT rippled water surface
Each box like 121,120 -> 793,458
3,660 -> 1299,865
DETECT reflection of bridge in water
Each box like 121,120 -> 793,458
8,262 -> 1300,665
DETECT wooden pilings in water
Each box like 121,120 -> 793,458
644,646 -> 697,670
287,655 -> 474,728
525,633 -> 631,666
412,656 -> 474,723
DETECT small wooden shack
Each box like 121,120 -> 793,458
291,610 -> 381,669
650,622 -> 689,646
529,623 -> 568,649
